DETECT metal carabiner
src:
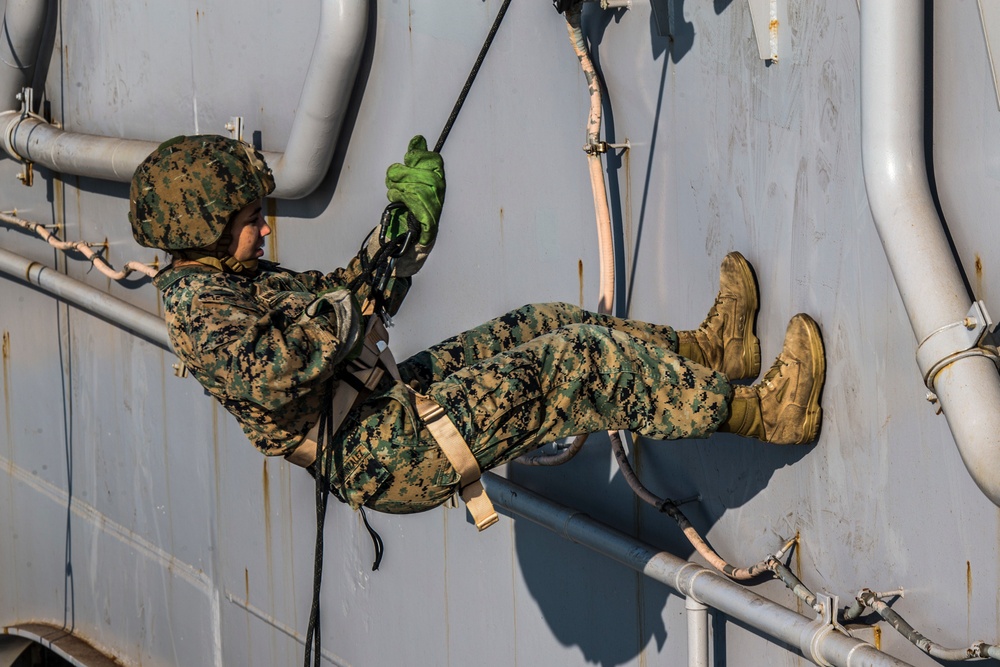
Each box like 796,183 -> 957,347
378,202 -> 418,259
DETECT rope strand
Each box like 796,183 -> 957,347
302,3 -> 515,665
434,0 -> 513,153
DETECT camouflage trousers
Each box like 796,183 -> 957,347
326,302 -> 732,514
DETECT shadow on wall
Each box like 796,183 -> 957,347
582,0 -> 702,316
508,6 -> 804,661
509,431 -> 810,666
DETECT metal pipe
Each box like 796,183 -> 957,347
258,0 -> 368,199
0,247 -> 170,350
483,473 -> 915,667
0,0 -> 368,199
844,589 -> 1000,661
860,1 -> 1000,504
685,597 -> 709,667
0,0 -> 48,109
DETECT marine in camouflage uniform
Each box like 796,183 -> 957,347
132,134 -> 826,519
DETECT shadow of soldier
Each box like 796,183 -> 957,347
508,429 -> 812,666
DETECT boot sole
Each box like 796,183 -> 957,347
727,251 -> 761,379
795,313 -> 826,444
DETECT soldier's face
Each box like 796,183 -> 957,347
228,199 -> 270,261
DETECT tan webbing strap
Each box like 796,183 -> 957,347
286,317 -> 393,468
362,317 -> 400,381
413,393 -> 499,531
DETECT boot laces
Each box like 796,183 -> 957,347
700,296 -> 726,330
762,357 -> 789,390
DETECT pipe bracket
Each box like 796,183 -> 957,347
225,116 -> 244,142
802,591 -> 848,667
747,0 -> 787,61
5,86 -> 43,186
916,301 -> 998,393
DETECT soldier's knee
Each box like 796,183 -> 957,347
561,322 -> 619,350
524,301 -> 584,321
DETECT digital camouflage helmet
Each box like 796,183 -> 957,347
129,134 -> 275,251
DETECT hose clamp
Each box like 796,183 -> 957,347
916,301 -> 1000,394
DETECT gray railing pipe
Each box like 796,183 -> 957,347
685,597 -> 709,667
483,473 -> 914,667
0,0 -> 368,199
262,0 -> 368,199
0,247 -> 170,350
860,2 -> 1000,504
0,0 -> 48,110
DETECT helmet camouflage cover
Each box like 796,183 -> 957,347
129,134 -> 275,250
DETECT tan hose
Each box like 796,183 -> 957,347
0,210 -> 158,280
518,5 -> 615,467
566,6 -> 615,315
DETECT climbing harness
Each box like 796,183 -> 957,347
288,313 -> 500,528
300,2 -> 513,664
412,394 -> 499,530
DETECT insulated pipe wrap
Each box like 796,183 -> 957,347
860,1 -> 1000,504
0,0 -> 369,199
0,0 -> 48,109
0,113 -> 158,180
266,0 -> 368,199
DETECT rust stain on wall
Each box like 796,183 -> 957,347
975,254 -> 984,295
2,331 -> 11,457
769,19 -> 779,62
794,531 -> 803,615
967,560 -> 973,633
266,198 -> 278,262
262,459 -> 274,589
578,260 -> 584,309
262,459 -> 272,548
53,177 -> 65,248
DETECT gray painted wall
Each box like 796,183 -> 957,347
1,1 -> 996,665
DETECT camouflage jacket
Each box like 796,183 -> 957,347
154,239 -> 415,457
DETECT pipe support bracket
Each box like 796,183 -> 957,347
802,591 -> 848,667
4,86 -> 41,186
916,301 -> 998,392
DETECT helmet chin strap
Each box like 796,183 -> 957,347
175,240 -> 259,275
222,254 -> 258,273
174,220 -> 260,274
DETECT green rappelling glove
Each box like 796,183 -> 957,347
384,135 -> 445,246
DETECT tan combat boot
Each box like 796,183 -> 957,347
677,251 -> 760,380
719,313 -> 825,445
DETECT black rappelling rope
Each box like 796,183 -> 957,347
348,0 -> 514,303
434,0 -> 513,153
303,402 -> 332,667
304,2 -> 513,665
